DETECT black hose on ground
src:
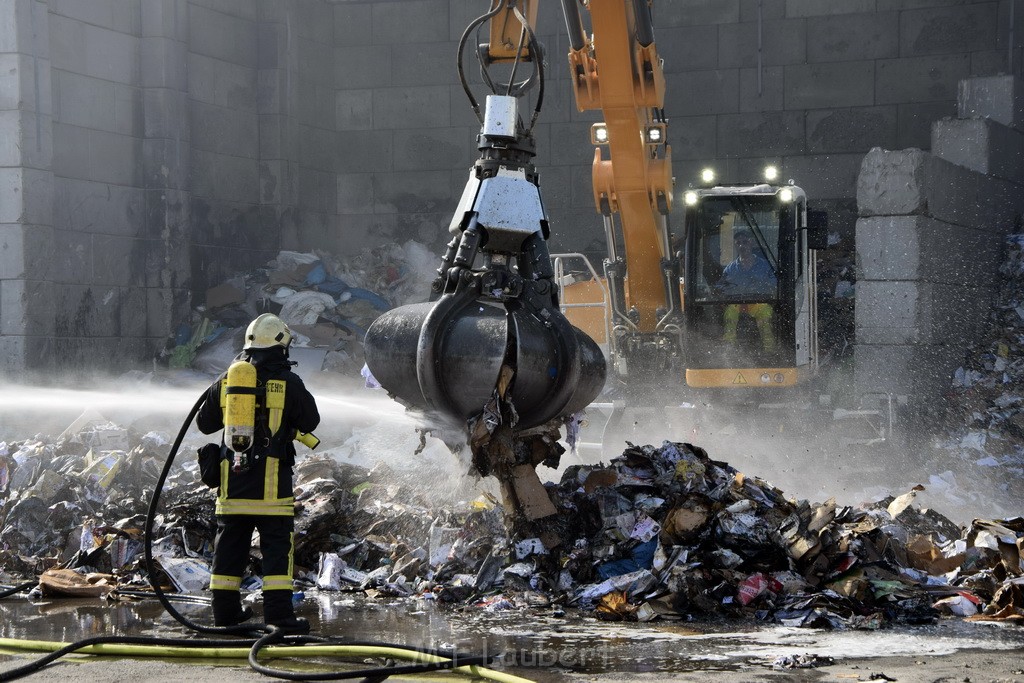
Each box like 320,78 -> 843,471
0,582 -> 35,600
0,386 -> 498,682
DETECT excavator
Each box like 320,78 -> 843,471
364,0 -> 829,525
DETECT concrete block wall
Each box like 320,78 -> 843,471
2,0 -> 1023,375
853,76 -> 1024,405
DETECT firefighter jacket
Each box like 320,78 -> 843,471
197,355 -> 320,517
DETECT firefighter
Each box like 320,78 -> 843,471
197,313 -> 320,633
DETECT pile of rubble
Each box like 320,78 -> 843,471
162,242 -> 437,377
2,412 -> 1021,628
936,233 -> 1024,513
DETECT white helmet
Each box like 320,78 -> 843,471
243,313 -> 292,350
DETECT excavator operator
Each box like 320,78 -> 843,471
196,313 -> 320,633
718,229 -> 777,351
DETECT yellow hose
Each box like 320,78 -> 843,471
0,638 -> 535,683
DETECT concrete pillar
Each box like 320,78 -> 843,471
140,0 -> 191,346
0,0 -> 55,376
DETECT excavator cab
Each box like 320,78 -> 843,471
681,182 -> 824,390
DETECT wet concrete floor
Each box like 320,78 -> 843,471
2,591 -> 1023,681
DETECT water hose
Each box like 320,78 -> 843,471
0,385 -> 524,682
0,638 -> 533,683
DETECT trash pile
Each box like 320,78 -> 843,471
3,408 -> 1022,628
937,233 -> 1024,514
161,242 -> 438,377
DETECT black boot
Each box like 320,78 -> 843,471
263,590 -> 310,634
212,590 -> 254,627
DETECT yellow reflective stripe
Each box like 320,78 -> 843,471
219,458 -> 230,499
266,380 -> 285,435
264,456 -> 279,501
263,575 -> 292,591
216,498 -> 294,516
288,532 -> 295,579
210,574 -> 242,591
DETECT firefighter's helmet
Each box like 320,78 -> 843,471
243,313 -> 292,350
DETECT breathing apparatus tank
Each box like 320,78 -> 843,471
222,359 -> 258,472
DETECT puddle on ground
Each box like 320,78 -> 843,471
2,591 -> 1023,678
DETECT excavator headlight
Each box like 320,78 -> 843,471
591,123 -> 609,145
774,373 -> 785,383
700,167 -> 715,185
683,190 -> 699,206
645,124 -> 666,144
779,187 -> 794,203
760,373 -> 771,384
764,165 -> 779,182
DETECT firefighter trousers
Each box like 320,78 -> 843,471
211,514 -> 297,625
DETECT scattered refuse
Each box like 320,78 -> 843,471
2,400 -> 1021,632
936,233 -> 1024,517
160,242 -> 438,377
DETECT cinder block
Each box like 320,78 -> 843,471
190,149 -> 258,203
876,54 -> 970,105
665,115 -> 717,161
54,178 -> 145,237
664,69 -> 739,116
336,89 -> 372,131
958,75 -> 1024,132
295,166 -> 336,214
333,2 -> 372,47
373,85 -> 450,129
932,117 -> 1024,180
141,36 -> 188,91
781,153 -> 863,200
718,18 -> 806,68
0,223 -> 53,280
0,109 -> 52,168
292,80 -> 334,129
807,12 -> 898,62
337,173 -> 375,215
740,0 -> 785,22
392,42 -> 459,88
786,0 -> 874,17
46,226 -> 91,283
855,280 -> 922,345
852,343 -> 958,400
0,335 -> 54,375
0,167 -> 52,225
50,16 -> 139,84
188,100 -> 257,157
897,101 -> 955,149
93,234 -> 146,287
296,41 -> 334,88
188,3 -> 257,66
142,87 -> 188,140
292,0 -> 334,45
0,0 -> 26,53
259,159 -> 282,204
187,53 -> 255,110
372,170 -> 454,214
335,45 -> 391,90
785,62 -> 875,109
656,0 -> 739,26
807,106 -> 898,154
142,138 -> 190,191
118,285 -> 148,338
371,0 -> 448,44
739,67 -> 784,113
535,164 -> 571,211
899,4 -> 997,57
657,25 -> 720,73
1,278 -> 55,336
856,215 -> 1000,289
857,147 -> 1024,229
716,111 -> 804,157
334,129 -> 393,174
392,127 -> 472,172
141,0 -> 187,40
